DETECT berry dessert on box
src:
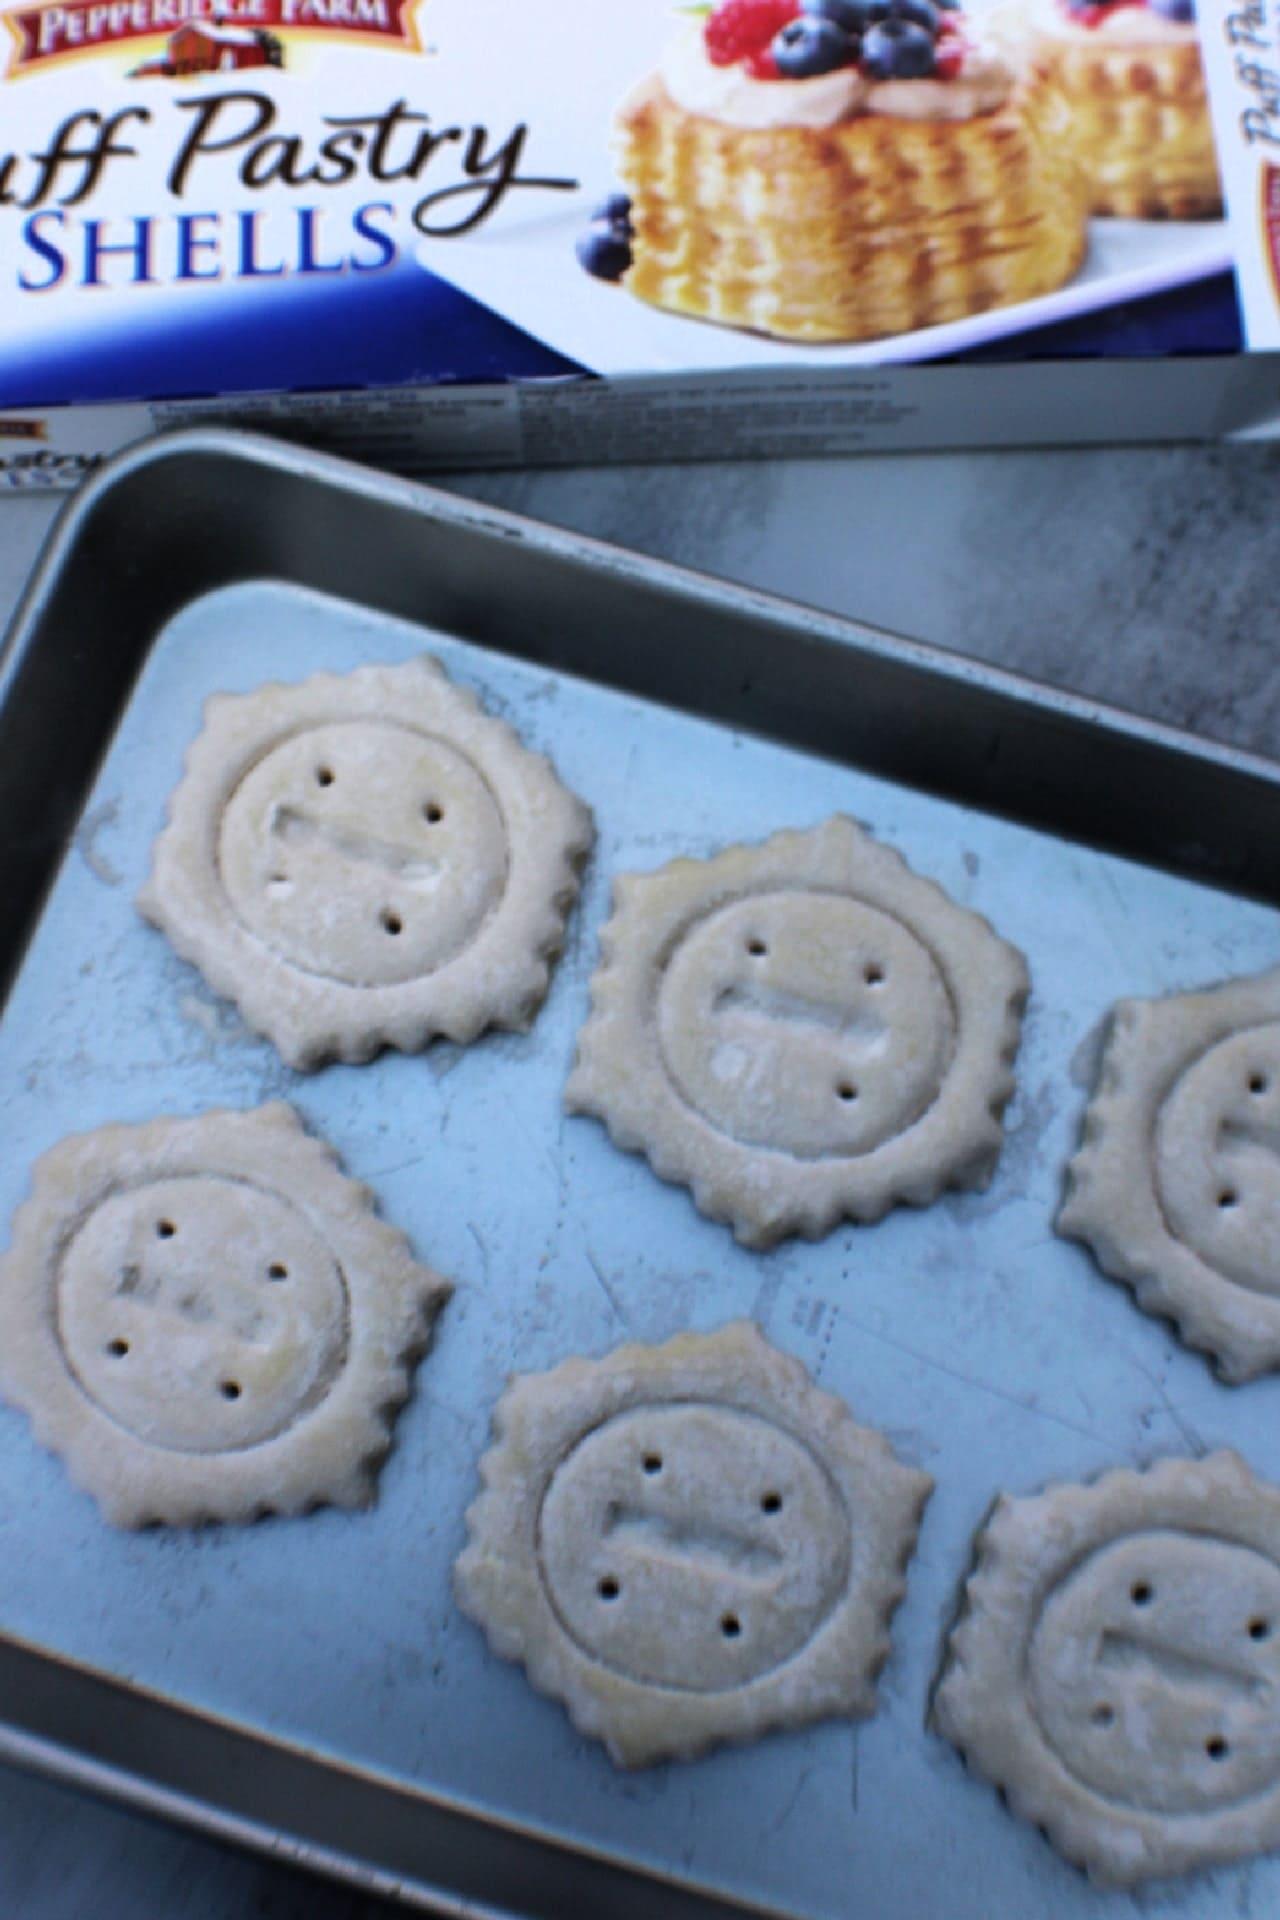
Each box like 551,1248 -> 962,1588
608,0 -> 1088,343
1025,0 -> 1221,217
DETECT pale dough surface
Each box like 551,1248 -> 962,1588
934,1453 -> 1280,1886
454,1321 -> 931,1766
0,1103 -> 450,1526
139,656 -> 594,1070
565,816 -> 1029,1247
1058,967 -> 1280,1383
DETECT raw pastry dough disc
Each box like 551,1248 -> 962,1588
0,1103 -> 450,1526
566,817 -> 1029,1246
140,657 -> 594,1069
455,1320 -> 931,1767
935,1453 -> 1280,1886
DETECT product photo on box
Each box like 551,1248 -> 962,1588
0,0 -> 1275,488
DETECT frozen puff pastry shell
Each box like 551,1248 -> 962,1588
1058,966 -> 1280,1383
455,1321 -> 931,1767
566,817 -> 1029,1248
614,54 -> 1088,343
0,1103 -> 450,1527
935,1453 -> 1280,1886
139,655 -> 594,1071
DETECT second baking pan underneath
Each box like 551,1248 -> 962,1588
2,435 -> 1280,1920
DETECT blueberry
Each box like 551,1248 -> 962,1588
803,0 -> 887,29
861,15 -> 937,75
592,192 -> 634,236
1148,0 -> 1195,17
773,14 -> 857,74
800,0 -> 871,30
575,222 -> 632,283
888,0 -> 940,29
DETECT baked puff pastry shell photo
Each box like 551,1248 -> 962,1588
609,1 -> 1089,344
1021,0 -> 1221,217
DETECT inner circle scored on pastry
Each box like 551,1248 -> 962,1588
55,1175 -> 349,1452
934,1454 -> 1280,1886
536,1404 -> 851,1690
566,817 -> 1027,1248
139,656 -> 594,1070
218,720 -> 508,986
1058,969 -> 1280,1382
1154,1025 -> 1280,1297
455,1321 -> 931,1767
1027,1531 -> 1280,1816
0,1103 -> 451,1526
656,890 -> 955,1158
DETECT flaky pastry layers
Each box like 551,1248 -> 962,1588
614,61 -> 1088,344
1041,30 -> 1220,217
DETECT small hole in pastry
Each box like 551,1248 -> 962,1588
837,1083 -> 858,1103
220,1381 -> 242,1401
316,767 -> 335,787
107,1338 -> 130,1358
1250,1618 -> 1271,1641
268,1263 -> 288,1281
746,939 -> 767,958
381,911 -> 403,936
1250,1073 -> 1269,1095
721,1614 -> 741,1639
864,964 -> 885,986
424,803 -> 444,824
761,1492 -> 782,1514
642,1454 -> 662,1475
1219,1190 -> 1239,1210
1206,1737 -> 1229,1761
1131,1582 -> 1153,1606
156,1220 -> 176,1239
1090,1704 -> 1114,1728
598,1576 -> 620,1601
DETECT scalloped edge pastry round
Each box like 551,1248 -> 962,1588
933,1452 -> 1280,1886
454,1320 -> 932,1767
1058,967 -> 1280,1384
138,656 -> 595,1071
0,1102 -> 450,1527
565,817 -> 1030,1248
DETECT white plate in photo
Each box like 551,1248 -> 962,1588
418,209 -> 1233,372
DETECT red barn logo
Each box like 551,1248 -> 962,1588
131,19 -> 283,74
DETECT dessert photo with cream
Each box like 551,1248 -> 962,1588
574,0 -> 1223,344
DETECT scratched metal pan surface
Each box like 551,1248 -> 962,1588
3,430 -> 1280,1920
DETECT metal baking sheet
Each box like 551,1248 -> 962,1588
3,430 -> 1280,1920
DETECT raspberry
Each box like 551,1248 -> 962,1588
934,29 -> 966,75
705,0 -> 797,67
745,44 -> 781,74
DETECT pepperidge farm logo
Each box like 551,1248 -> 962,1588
4,0 -> 423,76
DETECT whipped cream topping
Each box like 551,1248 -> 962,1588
661,22 -> 866,125
660,19 -> 1013,128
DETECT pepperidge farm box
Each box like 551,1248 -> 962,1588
0,0 -> 1275,488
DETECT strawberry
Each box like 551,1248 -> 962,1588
705,0 -> 797,67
